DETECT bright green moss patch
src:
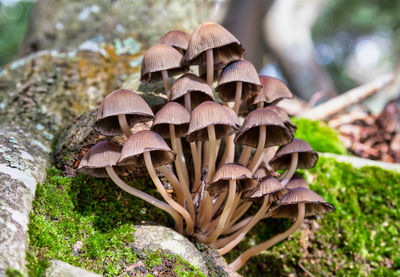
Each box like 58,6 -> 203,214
225,157 -> 400,276
291,117 -> 347,154
27,168 -> 201,276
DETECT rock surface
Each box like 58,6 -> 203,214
44,260 -> 101,277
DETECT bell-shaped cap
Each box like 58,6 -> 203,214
140,44 -> 188,82
119,130 -> 175,167
206,163 -> 258,195
170,73 -> 214,108
151,102 -> 190,138
158,30 -> 190,51
186,101 -> 239,142
77,141 -> 129,178
269,187 -> 335,218
285,174 -> 310,190
184,22 -> 244,67
215,60 -> 262,102
245,177 -> 286,201
247,76 -> 293,106
265,106 -> 297,135
234,108 -> 293,148
270,139 -> 318,170
95,89 -> 154,136
222,105 -> 240,126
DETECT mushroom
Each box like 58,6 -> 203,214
215,177 -> 286,254
285,174 -> 310,190
119,130 -> 194,235
270,138 -> 318,186
158,30 -> 190,54
229,187 -> 335,271
235,108 -> 293,172
151,102 -> 195,220
94,89 -> 154,137
170,73 -> 214,112
216,59 -> 261,114
265,105 -> 297,135
247,76 -> 293,108
187,101 -> 239,228
198,163 -> 257,244
184,22 -> 244,86
140,44 -> 188,99
77,141 -> 183,233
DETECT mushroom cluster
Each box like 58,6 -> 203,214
77,22 -> 335,271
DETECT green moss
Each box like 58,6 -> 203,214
5,268 -> 24,277
225,157 -> 400,276
27,168 -> 201,276
291,117 -> 347,154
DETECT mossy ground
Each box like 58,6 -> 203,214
27,168 -> 203,276
224,156 -> 400,276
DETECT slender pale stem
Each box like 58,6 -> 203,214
118,114 -> 132,137
202,141 -> 209,169
161,70 -> 171,99
184,93 -> 191,112
157,165 -> 185,207
218,196 -> 270,255
233,81 -> 243,114
219,135 -> 235,169
106,166 -> 183,232
206,49 -> 214,86
230,203 -> 305,271
176,139 -> 190,185
228,201 -> 252,229
207,125 -> 217,182
204,180 -> 237,244
212,191 -> 228,215
280,153 -> 298,186
223,216 -> 253,236
198,193 -> 213,229
257,102 -> 264,109
248,125 -> 267,172
238,146 -> 252,166
143,151 -> 194,235
190,142 -> 201,193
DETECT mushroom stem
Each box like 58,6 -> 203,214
218,196 -> 270,255
238,146 -> 252,166
176,139 -> 190,186
117,114 -> 132,137
204,180 -> 237,244
212,191 -> 228,215
184,93 -> 191,112
105,166 -> 183,233
228,201 -> 252,230
190,142 -> 201,193
207,125 -> 217,182
158,165 -> 185,207
280,153 -> 298,186
233,81 -> 243,114
206,49 -> 214,86
169,125 -> 189,187
230,203 -> 305,271
248,125 -> 267,172
161,70 -> 171,99
143,151 -> 194,235
219,135 -> 235,168
257,102 -> 264,109
223,216 -> 253,236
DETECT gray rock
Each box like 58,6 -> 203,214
133,225 -> 208,275
44,260 -> 101,277
0,122 -> 51,276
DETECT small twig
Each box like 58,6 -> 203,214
298,262 -> 316,277
299,74 -> 394,120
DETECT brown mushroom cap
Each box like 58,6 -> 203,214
170,73 -> 214,108
186,101 -> 239,142
140,44 -> 188,82
184,22 -> 244,67
265,106 -> 297,135
95,89 -> 154,136
270,139 -> 318,170
151,102 -> 190,138
247,76 -> 293,106
234,108 -> 293,148
206,163 -> 258,195
158,30 -> 190,51
215,60 -> 262,102
76,141 -> 130,178
285,174 -> 310,190
245,177 -> 286,201
269,187 -> 335,218
119,130 -> 175,167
